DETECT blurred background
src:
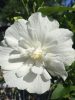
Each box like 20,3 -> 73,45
0,0 -> 75,100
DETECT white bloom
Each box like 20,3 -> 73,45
0,12 -> 75,94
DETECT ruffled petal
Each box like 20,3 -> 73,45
31,66 -> 43,74
3,70 -> 27,89
57,39 -> 75,66
15,64 -> 32,78
27,12 -> 59,46
3,70 -> 51,94
44,53 -> 68,80
42,69 -> 51,81
5,19 -> 27,39
28,12 -> 59,32
49,28 -> 73,43
0,46 -> 22,70
58,48 -> 75,66
5,19 -> 32,49
4,36 -> 18,49
47,39 -> 75,66
26,75 -> 50,94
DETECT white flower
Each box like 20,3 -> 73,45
0,12 -> 75,94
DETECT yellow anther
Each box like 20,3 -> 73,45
31,49 -> 43,60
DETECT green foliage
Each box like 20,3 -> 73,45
51,83 -> 75,100
38,6 -> 75,15
0,0 -> 45,22
50,62 -> 75,100
51,83 -> 70,99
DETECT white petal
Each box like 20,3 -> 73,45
49,28 -> 73,43
45,33 -> 75,66
18,38 -> 33,49
3,70 -> 27,89
9,54 -> 21,59
27,12 -> 59,46
28,12 -> 59,32
3,70 -> 50,94
15,64 -> 32,78
5,19 -> 32,49
49,39 -> 75,66
4,36 -> 18,49
23,71 -> 37,82
59,48 -> 75,66
0,46 -> 13,54
26,75 -> 50,94
0,46 -> 22,70
5,19 -> 27,39
31,66 -> 43,74
42,69 -> 51,80
45,54 -> 68,80
57,40 -> 75,66
0,40 -> 7,46
50,39 -> 73,53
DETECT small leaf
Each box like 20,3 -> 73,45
70,86 -> 75,91
13,16 -> 23,21
51,84 -> 70,99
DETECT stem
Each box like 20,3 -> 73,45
21,0 -> 26,8
47,90 -> 51,100
21,0 -> 29,16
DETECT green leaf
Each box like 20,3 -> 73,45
51,84 -> 70,99
36,0 -> 44,7
70,97 -> 75,100
70,86 -> 75,91
38,6 -> 75,15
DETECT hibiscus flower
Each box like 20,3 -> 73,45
0,12 -> 75,94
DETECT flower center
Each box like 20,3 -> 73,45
31,49 -> 43,60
